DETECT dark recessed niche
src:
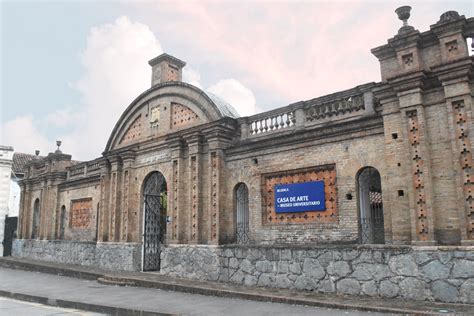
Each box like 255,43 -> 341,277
253,158 -> 258,165
397,162 -> 401,167
398,190 -> 404,197
346,193 -> 353,200
392,133 -> 398,139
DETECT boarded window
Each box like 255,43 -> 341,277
71,198 -> 92,229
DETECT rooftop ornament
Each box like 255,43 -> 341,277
55,140 -> 62,154
35,150 -> 40,157
395,6 -> 415,35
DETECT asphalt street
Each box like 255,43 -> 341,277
0,267 -> 387,315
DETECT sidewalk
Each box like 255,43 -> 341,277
0,257 -> 473,315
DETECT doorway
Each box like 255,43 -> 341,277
358,167 -> 385,244
142,172 -> 167,271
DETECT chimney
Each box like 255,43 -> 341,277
148,53 -> 186,87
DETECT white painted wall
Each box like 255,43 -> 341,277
8,179 -> 20,217
0,146 -> 14,256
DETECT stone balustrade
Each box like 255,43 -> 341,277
248,110 -> 296,136
68,164 -> 86,178
67,159 -> 103,179
86,160 -> 102,173
240,89 -> 373,140
305,94 -> 365,121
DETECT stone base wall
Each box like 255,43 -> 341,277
161,244 -> 474,304
12,239 -> 141,271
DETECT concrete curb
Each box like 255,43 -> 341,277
0,289 -> 175,316
0,257 -> 471,315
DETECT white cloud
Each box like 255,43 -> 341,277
2,16 -> 162,160
183,70 -> 258,117
43,108 -> 83,128
2,15 -> 258,161
207,79 -> 257,117
183,67 -> 202,89
66,16 -> 162,159
0,116 -> 53,155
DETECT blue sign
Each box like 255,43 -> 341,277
275,181 -> 326,213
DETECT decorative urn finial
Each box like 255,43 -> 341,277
55,140 -> 62,154
395,6 -> 411,26
395,6 -> 415,34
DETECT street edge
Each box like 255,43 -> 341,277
0,258 -> 461,315
0,289 -> 176,316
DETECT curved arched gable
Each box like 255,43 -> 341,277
105,82 -> 228,152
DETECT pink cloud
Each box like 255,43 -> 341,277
130,1 -> 472,106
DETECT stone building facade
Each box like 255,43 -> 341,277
12,8 -> 474,304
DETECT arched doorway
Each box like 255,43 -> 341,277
32,199 -> 40,239
142,171 -> 167,271
357,167 -> 385,244
235,183 -> 249,244
59,205 -> 66,239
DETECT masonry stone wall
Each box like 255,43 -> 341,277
12,239 -> 141,271
161,244 -> 474,304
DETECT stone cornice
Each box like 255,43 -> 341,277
431,56 -> 473,83
227,114 -> 383,158
148,53 -> 186,68
119,150 -> 137,163
387,70 -> 428,93
58,174 -> 101,190
20,171 -> 67,186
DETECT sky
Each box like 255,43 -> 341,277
1,0 -> 473,161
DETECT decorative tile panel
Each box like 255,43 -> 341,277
119,115 -> 143,145
172,103 -> 199,128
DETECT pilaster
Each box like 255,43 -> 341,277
398,87 -> 436,245
438,71 -> 474,245
18,182 -> 27,239
185,133 -> 203,244
107,155 -> 122,242
120,151 -> 136,242
98,169 -> 110,242
205,128 -> 233,244
167,136 -> 184,243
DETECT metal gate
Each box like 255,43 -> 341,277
235,183 -> 249,244
3,216 -> 18,256
358,167 -> 385,244
143,172 -> 167,271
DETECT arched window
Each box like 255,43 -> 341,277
32,198 -> 40,239
142,171 -> 167,271
59,205 -> 66,239
234,183 -> 249,244
357,167 -> 385,244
